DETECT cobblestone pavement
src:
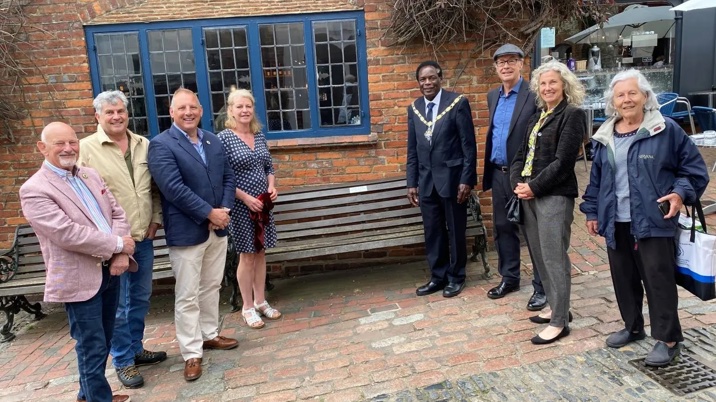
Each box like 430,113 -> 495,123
3,152 -> 716,402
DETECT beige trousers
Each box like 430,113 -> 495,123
168,231 -> 227,360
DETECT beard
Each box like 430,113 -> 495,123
58,155 -> 77,168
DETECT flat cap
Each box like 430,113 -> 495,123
493,44 -> 525,61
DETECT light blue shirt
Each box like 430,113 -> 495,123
490,78 -> 523,166
175,124 -> 206,165
424,89 -> 443,121
44,161 -> 123,254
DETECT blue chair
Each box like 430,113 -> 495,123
657,92 -> 696,134
693,106 -> 716,131
658,92 -> 678,116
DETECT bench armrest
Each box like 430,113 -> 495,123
0,254 -> 17,284
468,192 -> 483,223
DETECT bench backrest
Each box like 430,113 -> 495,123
272,178 -> 418,242
10,224 -> 172,280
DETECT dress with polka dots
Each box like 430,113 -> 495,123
217,129 -> 277,253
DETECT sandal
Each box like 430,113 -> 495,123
254,300 -> 282,320
241,308 -> 265,329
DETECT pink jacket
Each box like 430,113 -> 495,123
19,164 -> 136,303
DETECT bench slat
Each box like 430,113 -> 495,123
274,188 -> 407,213
278,216 -> 424,240
278,207 -> 421,232
275,198 -> 409,222
279,178 -> 406,202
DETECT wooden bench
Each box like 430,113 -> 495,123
0,225 -> 175,342
242,178 -> 490,297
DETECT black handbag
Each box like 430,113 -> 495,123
506,195 -> 523,224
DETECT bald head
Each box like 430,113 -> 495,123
38,122 -> 79,171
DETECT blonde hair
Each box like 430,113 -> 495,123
530,61 -> 586,109
224,89 -> 263,134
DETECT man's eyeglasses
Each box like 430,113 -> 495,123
495,59 -> 521,68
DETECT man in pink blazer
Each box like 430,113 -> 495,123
20,122 -> 136,402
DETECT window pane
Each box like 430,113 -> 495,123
202,26 -> 251,132
93,32 -> 149,136
149,28 -> 197,133
259,22 -> 307,132
313,20 -> 361,126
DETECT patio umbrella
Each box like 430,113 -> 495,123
565,5 -> 675,44
671,0 -> 716,12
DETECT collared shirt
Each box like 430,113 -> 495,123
424,89 -> 443,121
43,160 -> 123,253
78,125 -> 162,241
490,78 -> 523,166
175,123 -> 206,164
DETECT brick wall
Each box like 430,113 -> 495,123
0,0 -> 529,270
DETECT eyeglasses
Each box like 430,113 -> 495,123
494,59 -> 521,68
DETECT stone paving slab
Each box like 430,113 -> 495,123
2,155 -> 716,401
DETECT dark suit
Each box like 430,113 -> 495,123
407,89 -> 477,283
482,81 -> 542,291
147,124 -> 235,360
148,125 -> 235,247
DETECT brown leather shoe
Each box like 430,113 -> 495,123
203,335 -> 239,350
184,358 -> 202,381
77,395 -> 130,402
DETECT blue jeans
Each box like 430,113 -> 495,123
65,264 -> 119,402
110,238 -> 154,368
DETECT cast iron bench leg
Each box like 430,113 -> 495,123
0,295 -> 46,343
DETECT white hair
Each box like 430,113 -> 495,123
603,69 -> 660,116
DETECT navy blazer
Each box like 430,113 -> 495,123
482,81 -> 537,191
148,125 -> 236,247
406,89 -> 477,198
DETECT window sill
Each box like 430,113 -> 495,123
267,133 -> 379,150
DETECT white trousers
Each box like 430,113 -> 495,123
168,231 -> 227,360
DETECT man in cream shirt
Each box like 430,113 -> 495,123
79,90 -> 166,389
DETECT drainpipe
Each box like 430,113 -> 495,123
671,0 -> 683,94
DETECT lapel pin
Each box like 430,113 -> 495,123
82,173 -> 88,179
206,140 -> 211,145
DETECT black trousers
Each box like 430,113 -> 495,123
607,222 -> 683,343
491,167 -> 543,292
419,186 -> 467,284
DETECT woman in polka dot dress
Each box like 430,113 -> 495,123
217,89 -> 281,329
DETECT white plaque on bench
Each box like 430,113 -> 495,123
349,185 -> 368,193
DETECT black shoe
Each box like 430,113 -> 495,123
529,311 -> 573,324
116,365 -> 144,388
487,281 -> 520,299
526,291 -> 547,311
443,282 -> 465,298
605,328 -> 647,348
134,349 -> 167,367
416,281 -> 446,296
645,341 -> 680,367
531,327 -> 570,345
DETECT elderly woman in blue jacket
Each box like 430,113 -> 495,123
580,69 -> 709,367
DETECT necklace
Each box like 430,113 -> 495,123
411,95 -> 464,137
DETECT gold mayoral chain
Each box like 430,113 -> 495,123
411,95 -> 464,138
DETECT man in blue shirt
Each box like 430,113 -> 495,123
482,44 -> 545,311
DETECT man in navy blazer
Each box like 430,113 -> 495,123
407,61 -> 477,298
482,44 -> 545,311
148,88 -> 239,382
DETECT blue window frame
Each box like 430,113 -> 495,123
85,12 -> 369,139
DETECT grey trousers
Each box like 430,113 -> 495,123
521,195 -> 574,327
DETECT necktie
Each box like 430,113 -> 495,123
425,102 -> 435,142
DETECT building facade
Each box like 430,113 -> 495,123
1,0 -> 511,272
